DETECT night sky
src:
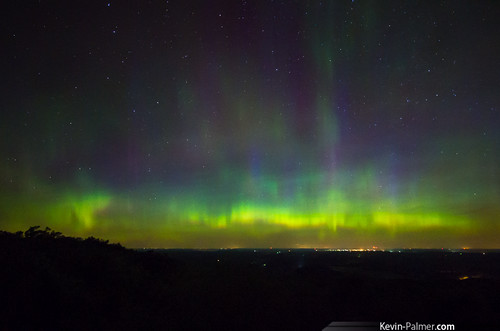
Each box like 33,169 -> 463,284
2,1 -> 499,248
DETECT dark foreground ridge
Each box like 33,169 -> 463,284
1,227 -> 499,330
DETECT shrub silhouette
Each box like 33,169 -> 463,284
24,225 -> 62,239
0,226 -> 178,330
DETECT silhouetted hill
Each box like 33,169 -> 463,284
0,227 -> 179,330
1,228 -> 499,330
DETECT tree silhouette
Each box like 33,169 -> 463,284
24,226 -> 63,239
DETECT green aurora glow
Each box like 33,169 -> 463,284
1,1 -> 499,248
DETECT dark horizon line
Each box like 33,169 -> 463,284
132,247 -> 500,252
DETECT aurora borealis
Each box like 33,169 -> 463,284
1,1 -> 499,248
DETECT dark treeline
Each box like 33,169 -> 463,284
0,227 -> 179,330
1,227 -> 499,330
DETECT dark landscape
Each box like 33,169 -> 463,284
1,227 -> 499,330
2,2 -> 500,330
